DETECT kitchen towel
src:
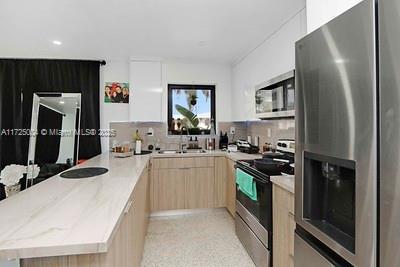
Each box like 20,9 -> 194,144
236,168 -> 257,201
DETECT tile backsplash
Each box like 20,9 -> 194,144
109,119 -> 295,151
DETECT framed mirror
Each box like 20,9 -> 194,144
27,93 -> 81,186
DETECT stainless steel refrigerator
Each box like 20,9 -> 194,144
295,0 -> 400,266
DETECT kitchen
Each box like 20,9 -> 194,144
0,0 -> 397,266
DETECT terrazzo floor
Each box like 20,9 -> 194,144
141,209 -> 256,267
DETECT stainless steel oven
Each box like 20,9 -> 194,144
295,0 -> 377,266
235,162 -> 272,267
255,70 -> 295,119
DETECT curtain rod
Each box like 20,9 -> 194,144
0,58 -> 106,66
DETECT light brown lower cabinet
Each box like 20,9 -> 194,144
273,184 -> 295,267
21,167 -> 150,267
214,157 -> 227,208
226,159 -> 236,217
151,168 -> 186,211
150,156 -> 227,211
185,167 -> 215,209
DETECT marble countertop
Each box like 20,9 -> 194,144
0,153 -> 150,260
270,175 -> 295,194
0,150 -> 260,260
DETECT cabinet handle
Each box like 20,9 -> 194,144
124,200 -> 133,214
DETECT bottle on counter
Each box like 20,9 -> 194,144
188,137 -> 193,149
133,130 -> 142,155
135,140 -> 142,154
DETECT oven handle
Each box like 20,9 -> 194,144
234,166 -> 268,185
251,176 -> 268,185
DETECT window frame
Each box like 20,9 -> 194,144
167,84 -> 216,136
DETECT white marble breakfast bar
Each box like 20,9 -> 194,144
0,150 -> 262,265
0,152 -> 151,261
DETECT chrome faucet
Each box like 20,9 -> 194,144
179,126 -> 189,153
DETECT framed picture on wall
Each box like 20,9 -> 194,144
104,82 -> 129,103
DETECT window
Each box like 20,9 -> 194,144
168,84 -> 216,135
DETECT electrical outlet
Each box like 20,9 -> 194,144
267,128 -> 271,137
230,127 -> 235,135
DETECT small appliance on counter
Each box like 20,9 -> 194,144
227,143 -> 238,152
236,139 -> 259,154
219,131 -> 229,150
205,138 -> 216,150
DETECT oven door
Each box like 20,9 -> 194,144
235,166 -> 272,248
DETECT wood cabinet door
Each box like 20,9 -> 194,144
273,185 -> 295,267
226,159 -> 236,217
185,167 -> 215,209
151,168 -> 186,211
214,157 -> 227,207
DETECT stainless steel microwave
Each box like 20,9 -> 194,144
255,70 -> 295,119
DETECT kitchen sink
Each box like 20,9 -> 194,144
184,149 -> 207,154
157,149 -> 207,154
157,150 -> 180,154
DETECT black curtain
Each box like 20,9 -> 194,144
0,59 -> 102,170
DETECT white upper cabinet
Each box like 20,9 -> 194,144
231,9 -> 306,121
129,61 -> 163,121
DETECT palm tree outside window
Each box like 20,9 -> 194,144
167,84 -> 216,135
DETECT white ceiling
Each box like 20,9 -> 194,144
0,0 -> 305,64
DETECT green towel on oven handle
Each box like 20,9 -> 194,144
236,168 -> 258,201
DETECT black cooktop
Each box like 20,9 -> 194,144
237,152 -> 294,178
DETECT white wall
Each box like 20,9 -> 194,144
306,0 -> 364,33
231,9 -> 307,121
100,60 -> 232,150
99,60 -> 130,151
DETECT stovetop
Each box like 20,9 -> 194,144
236,152 -> 295,178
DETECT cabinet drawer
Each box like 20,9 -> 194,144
153,157 -> 214,169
